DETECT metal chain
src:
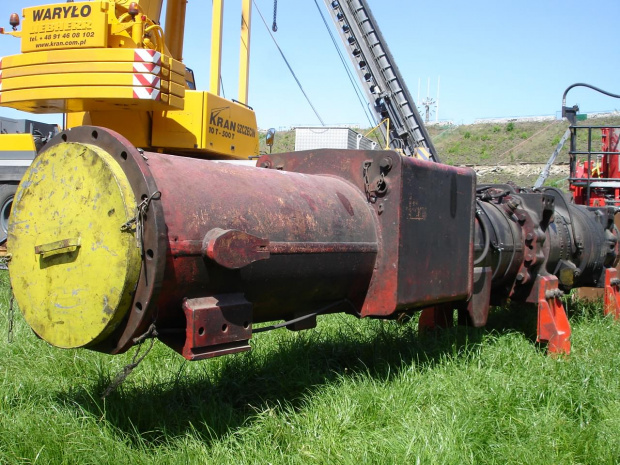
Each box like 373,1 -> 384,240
105,189 -> 162,398
7,292 -> 14,343
101,323 -> 158,398
2,250 -> 15,342
362,160 -> 375,203
272,0 -> 278,32
377,172 -> 386,193
120,190 -> 161,256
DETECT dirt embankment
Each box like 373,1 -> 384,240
465,162 -> 569,187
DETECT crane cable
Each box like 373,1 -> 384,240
253,0 -> 326,125
312,0 -> 377,133
210,0 -> 226,98
272,0 -> 278,32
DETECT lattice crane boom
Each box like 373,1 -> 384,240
324,0 -> 440,162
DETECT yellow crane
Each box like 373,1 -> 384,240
0,0 -> 259,159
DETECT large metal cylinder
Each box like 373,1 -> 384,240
8,127 -> 382,356
8,127 -> 620,360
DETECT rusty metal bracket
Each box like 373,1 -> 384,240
182,294 -> 253,361
202,228 -> 270,269
604,267 -> 620,319
536,275 -> 571,355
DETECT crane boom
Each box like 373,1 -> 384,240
324,0 -> 440,162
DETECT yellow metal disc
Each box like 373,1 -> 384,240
8,141 -> 141,348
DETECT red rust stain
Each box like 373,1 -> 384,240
337,192 -> 355,216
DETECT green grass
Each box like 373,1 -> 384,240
2,269 -> 620,464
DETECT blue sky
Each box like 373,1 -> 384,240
1,0 -> 619,129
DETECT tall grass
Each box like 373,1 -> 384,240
1,269 -> 620,464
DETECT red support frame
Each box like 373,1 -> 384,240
536,275 -> 571,355
418,303 -> 454,331
604,267 -> 620,319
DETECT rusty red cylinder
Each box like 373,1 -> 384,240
150,151 -> 379,323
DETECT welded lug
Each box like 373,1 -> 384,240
379,156 -> 393,173
540,194 -> 555,227
592,207 -> 617,231
181,294 -> 252,361
536,275 -> 571,355
604,268 -> 620,319
203,228 -> 270,269
362,158 -> 390,201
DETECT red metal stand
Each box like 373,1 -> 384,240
418,304 -> 454,331
536,275 -> 571,355
604,268 -> 620,319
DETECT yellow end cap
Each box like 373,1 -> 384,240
8,141 -> 141,348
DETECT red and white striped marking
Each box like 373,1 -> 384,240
132,62 -> 161,75
132,87 -> 160,101
133,49 -> 161,65
133,73 -> 160,89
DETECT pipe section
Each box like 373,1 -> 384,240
7,128 -> 619,360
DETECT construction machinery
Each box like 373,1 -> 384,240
535,85 -> 620,302
0,0 -> 259,159
0,116 -> 58,243
2,1 -> 620,366
536,83 -> 620,205
569,125 -> 620,207
561,84 -> 620,207
323,0 -> 440,162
